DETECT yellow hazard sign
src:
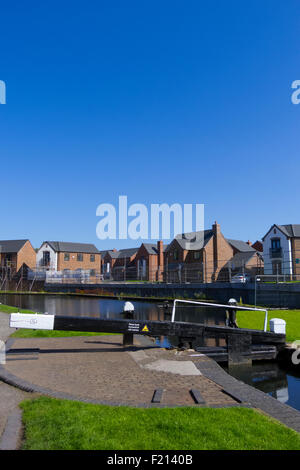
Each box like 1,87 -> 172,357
142,325 -> 149,332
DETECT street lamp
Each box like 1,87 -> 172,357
255,275 -> 261,308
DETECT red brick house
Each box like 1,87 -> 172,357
165,222 -> 263,282
0,239 -> 36,272
251,240 -> 263,253
135,241 -> 165,281
225,240 -> 264,280
102,247 -> 138,280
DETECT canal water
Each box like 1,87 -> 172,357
0,293 -> 226,324
223,362 -> 300,413
1,293 -> 300,412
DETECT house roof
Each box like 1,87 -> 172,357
262,224 -> 300,241
227,251 -> 257,269
166,230 -> 214,252
226,239 -> 256,253
0,239 -> 29,253
141,243 -> 168,255
106,247 -> 138,259
43,241 -> 100,254
278,225 -> 300,237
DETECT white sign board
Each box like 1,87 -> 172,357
10,313 -> 55,330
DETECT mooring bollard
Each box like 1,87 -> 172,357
122,302 -> 135,346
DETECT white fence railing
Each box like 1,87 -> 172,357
171,299 -> 268,332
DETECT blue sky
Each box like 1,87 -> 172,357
1,0 -> 300,250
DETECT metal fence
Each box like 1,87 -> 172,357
4,250 -> 300,288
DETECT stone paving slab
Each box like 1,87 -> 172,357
2,335 -> 237,408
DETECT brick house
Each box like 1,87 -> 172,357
164,228 -> 215,282
251,240 -> 263,253
0,239 -> 36,272
102,247 -> 138,280
36,241 -> 101,276
135,241 -> 165,281
165,222 -> 263,282
262,224 -> 300,276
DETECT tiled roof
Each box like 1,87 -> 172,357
226,239 -> 255,253
166,230 -> 214,251
44,241 -> 100,254
0,240 -> 29,253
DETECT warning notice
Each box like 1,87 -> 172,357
127,323 -> 140,332
142,325 -> 149,332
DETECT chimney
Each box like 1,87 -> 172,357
212,221 -> 221,278
246,241 -> 252,246
157,240 -> 164,281
212,221 -> 221,236
157,240 -> 164,267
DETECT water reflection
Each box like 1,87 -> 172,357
224,361 -> 300,411
0,294 -> 228,350
0,293 -> 226,325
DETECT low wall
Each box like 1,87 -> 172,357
44,281 -> 300,308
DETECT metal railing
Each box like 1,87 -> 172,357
170,299 -> 269,332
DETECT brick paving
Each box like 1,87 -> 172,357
2,335 -> 237,408
0,313 -> 30,448
0,323 -> 300,437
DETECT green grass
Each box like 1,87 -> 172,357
237,309 -> 300,343
0,303 -> 115,338
0,304 -> 34,314
20,397 -> 300,450
11,329 -> 115,338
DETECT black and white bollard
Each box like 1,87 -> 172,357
122,301 -> 135,346
226,298 -> 239,328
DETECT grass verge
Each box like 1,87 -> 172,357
20,396 -> 300,450
0,304 -> 115,338
237,309 -> 300,343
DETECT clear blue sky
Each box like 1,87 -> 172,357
1,0 -> 300,250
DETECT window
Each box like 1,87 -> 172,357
64,253 -> 70,261
90,254 -> 95,262
77,253 -> 83,262
42,251 -> 50,266
173,250 -> 178,260
271,239 -> 281,250
194,251 -> 201,260
90,269 -> 96,276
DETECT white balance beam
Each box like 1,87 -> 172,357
10,313 -> 55,330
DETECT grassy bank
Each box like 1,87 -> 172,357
237,309 -> 300,343
20,396 -> 300,450
0,304 -> 114,338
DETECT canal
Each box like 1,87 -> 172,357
1,293 -> 300,412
